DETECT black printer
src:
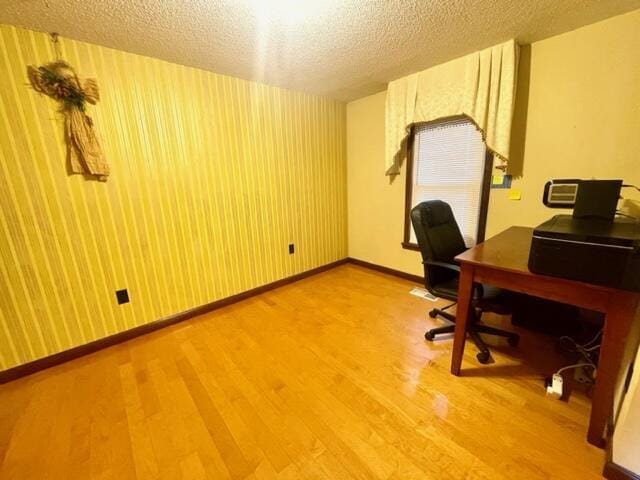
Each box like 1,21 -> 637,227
528,215 -> 640,291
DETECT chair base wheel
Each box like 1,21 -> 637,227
476,351 -> 491,364
428,309 -> 438,318
424,331 -> 435,341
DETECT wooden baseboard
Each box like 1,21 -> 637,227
347,257 -> 424,284
604,462 -> 640,480
0,258 -> 348,384
0,257 -> 421,384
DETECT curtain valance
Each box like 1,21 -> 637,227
385,40 -> 518,175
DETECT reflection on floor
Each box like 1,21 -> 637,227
0,264 -> 603,479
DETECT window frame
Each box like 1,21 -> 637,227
401,120 -> 494,251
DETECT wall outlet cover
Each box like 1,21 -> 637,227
116,289 -> 130,305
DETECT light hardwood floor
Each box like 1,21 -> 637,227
0,264 -> 604,479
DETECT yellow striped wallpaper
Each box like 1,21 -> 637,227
0,24 -> 347,371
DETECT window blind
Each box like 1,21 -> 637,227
410,118 -> 487,247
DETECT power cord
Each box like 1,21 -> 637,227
546,329 -> 602,398
558,328 -> 601,369
556,362 -> 596,376
616,211 -> 639,220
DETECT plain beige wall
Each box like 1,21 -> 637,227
346,8 -> 640,470
347,90 -> 423,276
488,8 -> 640,235
614,348 -> 640,471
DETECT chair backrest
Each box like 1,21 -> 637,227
410,200 -> 467,290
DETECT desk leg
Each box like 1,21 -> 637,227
588,295 -> 639,447
451,264 -> 475,376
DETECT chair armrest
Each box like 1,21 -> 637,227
423,260 -> 460,273
424,260 -> 486,299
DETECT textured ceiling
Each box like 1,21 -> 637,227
3,0 -> 640,101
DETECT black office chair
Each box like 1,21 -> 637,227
410,200 -> 519,364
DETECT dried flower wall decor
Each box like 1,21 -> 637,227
27,34 -> 109,181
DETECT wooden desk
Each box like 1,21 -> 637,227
452,226 -> 640,447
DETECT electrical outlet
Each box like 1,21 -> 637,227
288,243 -> 295,254
116,289 -> 129,305
574,365 -> 593,385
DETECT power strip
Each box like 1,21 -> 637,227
546,374 -> 563,398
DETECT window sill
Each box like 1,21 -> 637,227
401,242 -> 420,251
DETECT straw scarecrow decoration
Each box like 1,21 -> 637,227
27,34 -> 109,180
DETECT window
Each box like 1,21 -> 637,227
403,117 -> 492,249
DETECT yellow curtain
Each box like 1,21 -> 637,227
385,40 -> 518,175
